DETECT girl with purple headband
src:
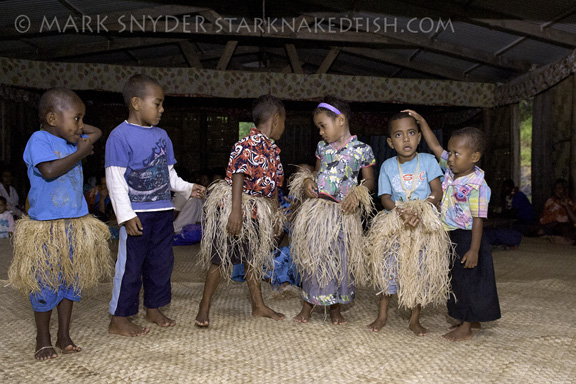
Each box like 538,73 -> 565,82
290,96 -> 375,325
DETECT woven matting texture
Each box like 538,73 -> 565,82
0,237 -> 575,383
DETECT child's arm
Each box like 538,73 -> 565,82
36,138 -> 94,179
426,177 -> 443,207
303,158 -> 321,198
82,124 -> 102,144
169,165 -> 206,199
403,109 -> 444,160
227,173 -> 244,235
461,217 -> 483,268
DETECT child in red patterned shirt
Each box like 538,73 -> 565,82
195,95 -> 286,327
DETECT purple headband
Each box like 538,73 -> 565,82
317,102 -> 342,116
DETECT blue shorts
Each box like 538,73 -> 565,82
30,284 -> 81,312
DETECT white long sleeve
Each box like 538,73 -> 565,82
105,166 -> 136,225
169,165 -> 194,199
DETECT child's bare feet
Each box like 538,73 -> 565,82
367,315 -> 387,332
146,308 -> 176,327
330,304 -> 347,325
195,301 -> 210,328
34,345 -> 57,361
443,322 -> 473,341
409,320 -> 429,336
56,335 -> 82,354
293,301 -> 313,323
252,305 -> 285,320
108,316 -> 150,337
448,321 -> 481,331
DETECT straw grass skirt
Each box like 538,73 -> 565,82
289,170 -> 373,298
200,181 -> 282,281
365,200 -> 453,309
8,215 -> 112,294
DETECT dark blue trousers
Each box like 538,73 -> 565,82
109,210 -> 174,317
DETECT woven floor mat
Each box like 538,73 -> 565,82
0,237 -> 575,383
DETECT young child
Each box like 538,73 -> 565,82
0,196 -> 15,238
8,88 -> 111,360
291,96 -> 375,325
106,74 -> 206,337
195,94 -> 287,327
408,109 -> 501,341
365,111 -> 446,335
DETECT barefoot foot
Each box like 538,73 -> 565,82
293,302 -> 313,323
56,338 -> 82,354
34,345 -> 57,361
448,322 -> 481,331
367,317 -> 387,332
330,305 -> 347,325
195,308 -> 210,328
108,316 -> 150,337
146,308 -> 176,327
443,323 -> 473,341
252,305 -> 285,320
409,320 -> 429,336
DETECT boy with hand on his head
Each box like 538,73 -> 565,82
106,74 -> 206,337
9,88 -> 111,360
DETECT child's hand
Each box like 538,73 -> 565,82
303,178 -> 318,198
341,193 -> 359,214
401,109 -> 425,125
76,137 -> 94,158
398,208 -> 420,227
226,209 -> 243,236
461,250 -> 479,268
125,216 -> 143,236
190,184 -> 206,199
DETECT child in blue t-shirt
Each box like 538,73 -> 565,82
367,111 -> 443,336
106,74 -> 206,337
9,88 -> 110,360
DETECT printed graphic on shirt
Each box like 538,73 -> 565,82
391,172 -> 426,196
125,138 -> 170,203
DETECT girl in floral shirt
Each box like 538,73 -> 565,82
291,96 -> 375,325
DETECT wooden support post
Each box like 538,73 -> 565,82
284,44 -> 303,74
532,91 -> 554,213
571,75 -> 576,200
216,40 -> 238,71
510,103 -> 521,187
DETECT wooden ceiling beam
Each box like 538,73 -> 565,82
342,47 -> 466,81
316,48 -> 340,74
216,40 -> 238,70
303,11 -> 532,72
179,41 -> 203,68
284,44 -> 304,74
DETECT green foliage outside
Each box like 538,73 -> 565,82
239,122 -> 253,140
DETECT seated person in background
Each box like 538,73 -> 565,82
484,178 -> 533,249
540,178 -> 576,245
0,196 -> 15,238
500,179 -> 537,236
172,169 -> 208,234
1,168 -> 24,217
94,176 -> 114,223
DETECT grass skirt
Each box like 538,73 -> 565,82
8,215 -> 112,294
365,200 -> 454,309
200,181 -> 282,281
288,170 -> 373,288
